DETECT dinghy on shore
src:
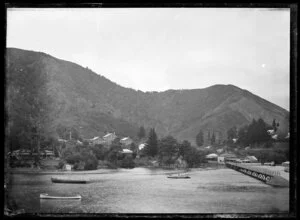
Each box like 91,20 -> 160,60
40,193 -> 82,200
51,177 -> 89,184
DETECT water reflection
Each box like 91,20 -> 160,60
7,168 -> 289,213
40,199 -> 81,212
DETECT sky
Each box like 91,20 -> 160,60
6,8 -> 290,110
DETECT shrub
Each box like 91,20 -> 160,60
84,155 -> 98,170
11,160 -> 32,168
73,161 -> 85,170
120,156 -> 135,169
57,160 -> 65,169
65,153 -> 81,164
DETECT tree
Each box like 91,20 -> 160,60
184,147 -> 206,168
237,125 -> 249,145
272,119 -> 277,132
237,118 -> 271,146
211,132 -> 216,145
207,131 -> 211,143
178,140 -> 191,157
7,60 -> 54,167
196,130 -> 204,147
137,126 -> 146,139
227,126 -> 237,141
272,119 -> 280,132
256,118 -> 271,143
158,135 -> 178,165
145,128 -> 158,157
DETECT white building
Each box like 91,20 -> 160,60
103,132 -> 117,145
120,137 -> 133,146
121,149 -> 133,154
138,143 -> 147,151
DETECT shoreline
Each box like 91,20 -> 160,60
6,165 -> 223,175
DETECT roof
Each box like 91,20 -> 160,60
90,136 -> 99,141
219,153 -> 237,158
58,138 -> 68,142
138,143 -> 147,150
121,137 -> 130,141
246,156 -> 258,161
103,133 -> 114,138
121,149 -> 133,153
206,153 -> 218,158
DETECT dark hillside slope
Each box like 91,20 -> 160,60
6,48 -> 289,144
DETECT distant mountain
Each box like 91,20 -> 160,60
6,48 -> 289,145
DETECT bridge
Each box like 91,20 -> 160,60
226,162 -> 289,187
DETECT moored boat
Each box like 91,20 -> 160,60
167,173 -> 190,179
40,193 -> 82,199
51,177 -> 89,184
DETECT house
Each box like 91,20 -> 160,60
58,138 -> 68,143
88,136 -> 106,146
245,155 -> 258,162
120,149 -> 133,154
285,132 -> 290,139
219,153 -> 239,163
232,138 -> 238,143
206,153 -> 218,163
272,134 -> 278,140
103,132 -> 117,145
206,153 -> 218,158
205,146 -> 211,149
217,156 -> 225,164
138,143 -> 147,151
267,129 -> 275,135
120,137 -> 133,146
63,164 -> 72,171
42,150 -> 55,158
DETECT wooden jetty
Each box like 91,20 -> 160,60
226,162 -> 289,187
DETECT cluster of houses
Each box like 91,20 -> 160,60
267,129 -> 290,140
205,152 -> 259,165
84,132 -> 147,156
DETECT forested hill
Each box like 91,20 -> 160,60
6,48 -> 289,146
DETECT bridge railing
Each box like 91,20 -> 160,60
226,162 -> 281,177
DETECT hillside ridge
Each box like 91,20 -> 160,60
6,48 -> 289,145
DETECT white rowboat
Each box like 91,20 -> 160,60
40,193 -> 82,200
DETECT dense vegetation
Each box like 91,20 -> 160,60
6,48 -> 290,170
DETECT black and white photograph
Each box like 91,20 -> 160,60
4,5 -> 296,217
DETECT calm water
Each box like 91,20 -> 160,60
7,168 -> 289,214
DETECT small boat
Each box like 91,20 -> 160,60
51,177 -> 89,184
40,193 -> 81,200
167,173 -> 190,179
